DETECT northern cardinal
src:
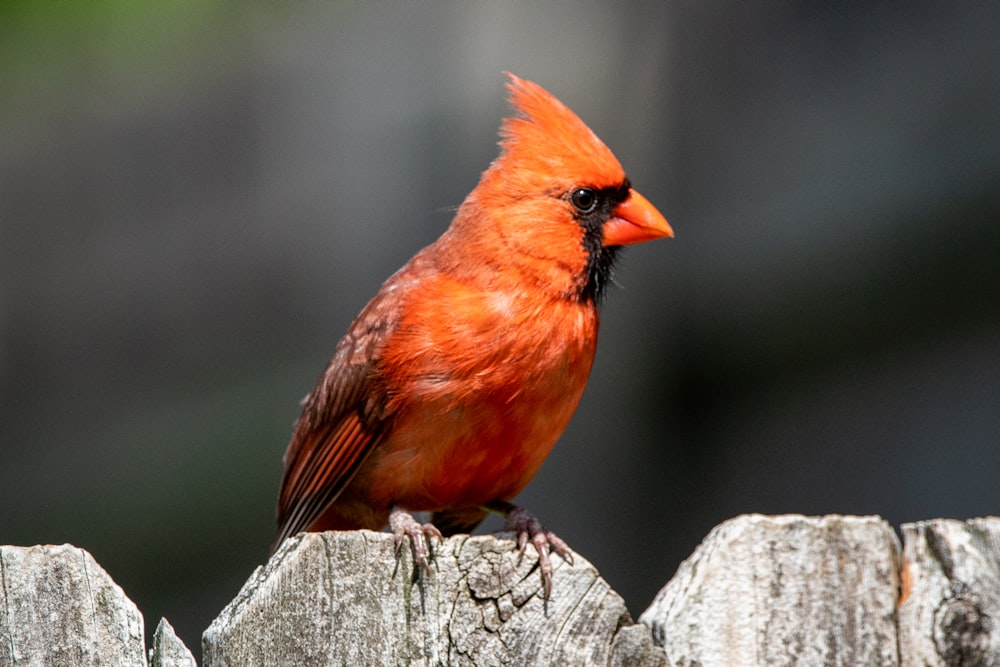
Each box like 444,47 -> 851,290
273,73 -> 671,596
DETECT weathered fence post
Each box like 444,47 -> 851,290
639,514 -> 901,666
201,530 -> 663,666
4,515 -> 1000,665
0,544 -> 147,666
898,518 -> 1000,665
150,618 -> 197,667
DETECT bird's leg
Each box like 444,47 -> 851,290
484,500 -> 573,599
389,505 -> 443,574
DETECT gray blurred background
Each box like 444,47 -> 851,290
3,1 -> 999,656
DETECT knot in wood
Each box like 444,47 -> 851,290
934,592 -> 993,667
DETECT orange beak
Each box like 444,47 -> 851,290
601,189 -> 673,246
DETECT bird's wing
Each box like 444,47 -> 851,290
272,275 -> 411,553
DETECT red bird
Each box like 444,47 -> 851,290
273,73 -> 672,596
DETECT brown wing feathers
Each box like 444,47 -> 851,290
272,286 -> 404,552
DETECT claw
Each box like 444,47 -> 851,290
516,529 -> 529,554
492,502 -> 572,599
389,506 -> 442,575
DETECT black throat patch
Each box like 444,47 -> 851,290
575,179 -> 631,304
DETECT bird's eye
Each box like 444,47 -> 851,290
570,188 -> 598,214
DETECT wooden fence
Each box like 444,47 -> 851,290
1,514 -> 998,666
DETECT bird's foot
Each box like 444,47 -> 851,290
389,505 -> 443,574
487,500 -> 573,599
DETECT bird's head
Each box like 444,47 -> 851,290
452,73 -> 672,303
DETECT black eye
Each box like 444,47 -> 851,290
570,188 -> 598,214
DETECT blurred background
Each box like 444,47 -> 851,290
2,1 -> 999,657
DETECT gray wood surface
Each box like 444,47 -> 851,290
639,514 -> 901,667
149,617 -> 197,667
6,515 -> 1000,665
0,543 -> 146,667
898,517 -> 1000,666
202,530 -> 663,667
